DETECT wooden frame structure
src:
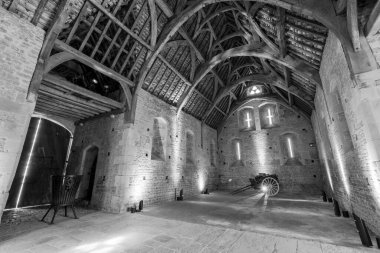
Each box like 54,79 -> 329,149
2,0 -> 378,128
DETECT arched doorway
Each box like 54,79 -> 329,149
78,146 -> 99,203
5,117 -> 72,209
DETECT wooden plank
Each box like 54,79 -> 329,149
37,99 -> 92,118
43,74 -> 124,108
276,7 -> 287,58
38,90 -> 106,113
39,85 -> 112,111
38,95 -> 100,115
347,0 -> 361,52
54,40 -> 135,87
35,104 -> 84,119
88,0 -> 152,50
148,0 -> 158,47
31,0 -> 49,25
365,0 -> 380,36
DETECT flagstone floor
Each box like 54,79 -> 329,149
0,191 -> 377,253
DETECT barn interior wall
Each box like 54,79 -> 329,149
218,100 -> 322,194
312,32 -> 380,235
0,7 -> 44,221
66,88 -> 218,213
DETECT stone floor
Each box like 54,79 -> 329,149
0,191 -> 378,253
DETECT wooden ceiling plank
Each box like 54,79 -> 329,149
37,100 -> 92,118
39,86 -> 113,111
38,96 -> 99,115
43,74 -> 123,108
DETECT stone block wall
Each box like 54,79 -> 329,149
218,99 -> 322,194
313,32 -> 380,235
0,7 -> 44,220
67,89 -> 218,212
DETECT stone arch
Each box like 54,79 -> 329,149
151,117 -> 168,161
31,113 -> 74,136
78,144 -> 100,201
279,131 -> 302,165
231,137 -> 243,166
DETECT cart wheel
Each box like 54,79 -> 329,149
261,177 -> 279,196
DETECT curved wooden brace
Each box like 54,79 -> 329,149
164,40 -> 189,49
133,0 -> 349,124
44,51 -> 133,113
202,73 -> 275,122
44,52 -> 75,74
176,44 -> 320,113
202,71 -> 314,122
148,0 -> 158,47
136,0 -> 348,93
198,6 -> 239,30
228,62 -> 261,81
209,32 -> 247,53
218,96 -> 310,133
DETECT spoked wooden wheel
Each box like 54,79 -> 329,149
261,177 -> 279,196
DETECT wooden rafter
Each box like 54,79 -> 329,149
347,0 -> 361,52
365,0 -> 380,37
176,43 -> 320,114
27,0 -> 73,100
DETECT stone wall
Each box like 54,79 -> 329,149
67,89 -> 218,212
312,32 -> 380,235
0,7 -> 44,220
218,99 -> 322,194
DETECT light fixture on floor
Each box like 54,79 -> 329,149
201,188 -> 209,194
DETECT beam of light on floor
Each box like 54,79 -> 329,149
261,193 -> 269,212
16,118 -> 42,208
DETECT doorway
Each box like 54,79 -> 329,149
5,117 -> 71,209
78,146 -> 99,203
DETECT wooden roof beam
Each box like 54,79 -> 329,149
347,0 -> 361,52
365,0 -> 380,37
43,74 -> 124,109
177,44 -> 320,114
155,0 -> 225,88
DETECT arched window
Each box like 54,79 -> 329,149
232,138 -> 242,161
259,103 -> 279,129
239,107 -> 255,130
280,133 -> 302,165
151,118 -> 167,161
210,140 -> 216,166
186,131 -> 195,164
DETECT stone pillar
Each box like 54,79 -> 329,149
0,7 -> 44,220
